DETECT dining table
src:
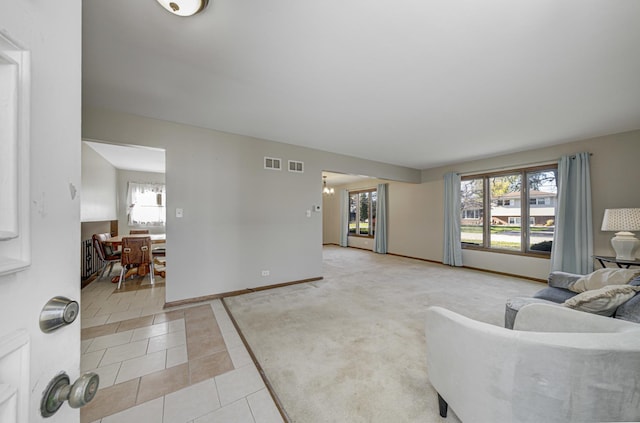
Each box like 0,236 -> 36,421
104,233 -> 166,282
104,233 -> 166,248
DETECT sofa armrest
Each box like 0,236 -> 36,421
425,306 -> 640,422
514,303 -> 639,333
547,271 -> 583,290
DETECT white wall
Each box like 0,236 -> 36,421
0,1 -> 81,422
116,169 -> 166,235
82,108 -> 420,302
81,141 -> 117,222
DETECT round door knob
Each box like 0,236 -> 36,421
41,372 -> 100,417
67,372 -> 100,408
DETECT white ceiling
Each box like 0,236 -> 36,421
84,141 -> 166,173
82,0 -> 640,170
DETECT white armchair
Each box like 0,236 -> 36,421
425,303 -> 640,423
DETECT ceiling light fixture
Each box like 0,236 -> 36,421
323,176 -> 335,195
155,0 -> 209,17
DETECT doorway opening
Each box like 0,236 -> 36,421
80,140 -> 167,290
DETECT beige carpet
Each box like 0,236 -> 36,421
224,246 -> 543,422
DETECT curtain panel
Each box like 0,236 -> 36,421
127,181 -> 166,226
373,183 -> 388,254
550,152 -> 593,274
339,189 -> 349,247
443,172 -> 463,266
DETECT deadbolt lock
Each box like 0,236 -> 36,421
39,296 -> 79,333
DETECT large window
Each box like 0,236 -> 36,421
127,182 -> 166,226
460,166 -> 557,255
348,189 -> 377,237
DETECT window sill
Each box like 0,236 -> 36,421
462,244 -> 550,259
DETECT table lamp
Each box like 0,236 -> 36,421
601,208 -> 640,261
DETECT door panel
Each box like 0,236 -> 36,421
0,1 -> 82,422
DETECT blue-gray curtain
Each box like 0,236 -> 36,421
550,152 -> 593,274
373,183 -> 388,254
443,172 -> 463,266
339,189 -> 349,247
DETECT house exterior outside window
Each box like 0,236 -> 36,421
460,166 -> 557,255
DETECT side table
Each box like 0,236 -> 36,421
593,255 -> 640,269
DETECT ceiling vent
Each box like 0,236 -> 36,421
288,160 -> 304,173
264,157 -> 282,170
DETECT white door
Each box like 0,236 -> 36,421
0,0 -> 83,422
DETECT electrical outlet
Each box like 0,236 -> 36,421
261,270 -> 270,276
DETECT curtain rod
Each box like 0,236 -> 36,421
457,152 -> 592,176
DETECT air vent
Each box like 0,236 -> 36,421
288,160 -> 304,173
264,157 -> 282,170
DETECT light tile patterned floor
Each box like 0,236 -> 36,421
81,274 -> 284,423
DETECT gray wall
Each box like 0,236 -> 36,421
82,107 -> 420,302
324,131 -> 640,279
84,106 -> 640,294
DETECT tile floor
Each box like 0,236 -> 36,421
80,273 -> 284,423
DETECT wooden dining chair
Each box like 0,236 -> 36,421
117,236 -> 154,289
92,233 -> 121,279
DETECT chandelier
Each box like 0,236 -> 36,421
322,176 -> 335,195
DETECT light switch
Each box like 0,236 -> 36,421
306,210 -> 311,218
176,208 -> 183,218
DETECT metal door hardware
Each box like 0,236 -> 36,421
41,372 -> 99,417
39,297 -> 79,333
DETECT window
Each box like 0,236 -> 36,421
530,197 -> 549,205
508,217 -> 536,226
460,166 -> 557,255
348,189 -> 377,237
127,182 -> 166,226
462,209 -> 481,219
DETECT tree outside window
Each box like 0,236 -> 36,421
460,166 -> 557,255
348,189 -> 377,237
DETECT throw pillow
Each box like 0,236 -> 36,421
569,268 -> 640,293
563,285 -> 640,316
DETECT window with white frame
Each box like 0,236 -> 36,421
127,182 -> 166,226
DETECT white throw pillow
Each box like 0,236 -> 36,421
564,285 -> 640,316
569,268 -> 640,293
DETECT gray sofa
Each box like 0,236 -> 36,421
505,271 -> 640,329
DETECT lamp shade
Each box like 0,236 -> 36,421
601,208 -> 640,261
601,208 -> 640,232
156,0 -> 208,16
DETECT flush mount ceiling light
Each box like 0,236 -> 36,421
155,0 -> 209,16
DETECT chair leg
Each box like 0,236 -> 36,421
106,261 -> 115,277
98,262 -> 107,279
149,261 -> 155,285
438,393 -> 448,418
117,266 -> 125,289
